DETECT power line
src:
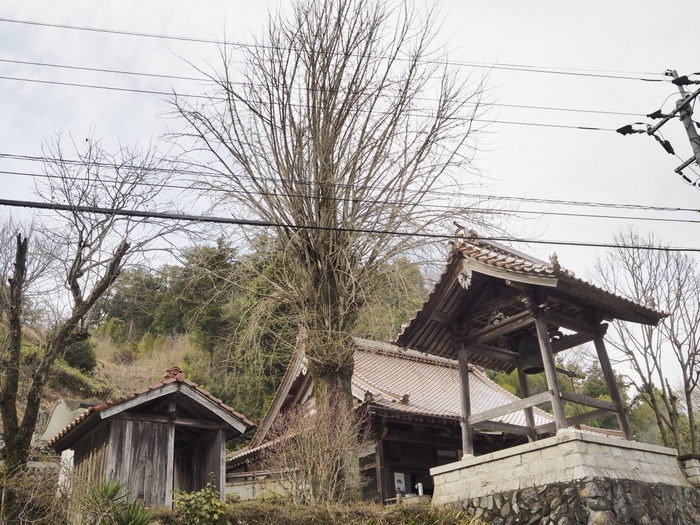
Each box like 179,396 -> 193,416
0,16 -> 667,83
0,75 -> 618,131
1,197 -> 698,252
2,152 -> 697,214
2,167 -> 699,225
0,57 -> 647,118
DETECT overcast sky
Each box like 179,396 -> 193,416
1,0 -> 698,280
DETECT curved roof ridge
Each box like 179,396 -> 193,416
354,338 -> 458,369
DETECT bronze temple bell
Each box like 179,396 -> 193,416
518,333 -> 544,375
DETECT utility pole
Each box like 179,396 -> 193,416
654,70 -> 700,175
617,69 -> 700,186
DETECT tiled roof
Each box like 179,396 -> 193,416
47,366 -> 254,448
352,339 -> 552,427
230,338 -> 619,465
455,238 -> 665,321
395,237 -> 666,367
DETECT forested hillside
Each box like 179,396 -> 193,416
90,237 -> 427,421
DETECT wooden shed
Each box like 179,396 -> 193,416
48,366 -> 254,507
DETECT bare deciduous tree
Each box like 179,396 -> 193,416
260,402 -> 370,504
174,0 -> 485,417
595,229 -> 700,453
0,136 -> 174,522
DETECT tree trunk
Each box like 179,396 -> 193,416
0,234 -> 27,524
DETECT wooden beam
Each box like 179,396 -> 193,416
464,310 -> 535,346
534,315 -> 568,431
471,420 -> 533,437
99,383 -> 180,419
535,408 -> 614,435
594,336 -> 634,440
518,369 -> 537,442
164,402 -> 175,509
177,386 -> 250,434
119,412 -> 228,430
560,391 -> 617,412
468,391 -> 552,425
218,429 -> 226,502
457,346 -> 474,457
382,430 -> 461,448
542,310 -> 600,335
461,293 -> 522,323
550,332 -> 595,353
467,343 -> 518,365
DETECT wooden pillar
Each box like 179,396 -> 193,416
218,429 -> 227,502
533,316 -> 568,431
594,335 -> 634,440
458,343 -> 474,457
375,440 -> 391,503
518,368 -> 537,441
164,422 -> 175,508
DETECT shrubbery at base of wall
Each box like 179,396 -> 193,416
150,501 -> 484,525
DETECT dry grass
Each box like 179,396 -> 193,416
93,335 -> 192,396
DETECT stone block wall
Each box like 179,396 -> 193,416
431,430 -> 689,505
454,478 -> 700,525
431,430 -> 700,523
679,455 -> 700,487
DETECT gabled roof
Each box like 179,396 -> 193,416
351,339 -> 553,427
395,237 -> 666,370
49,367 -> 254,451
232,338 -> 620,466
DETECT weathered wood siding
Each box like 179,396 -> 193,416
107,418 -> 170,506
73,424 -> 109,485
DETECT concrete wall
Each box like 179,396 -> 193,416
431,430 -> 689,505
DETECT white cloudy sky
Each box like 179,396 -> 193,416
0,0 -> 698,280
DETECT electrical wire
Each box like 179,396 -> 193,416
2,167 -> 698,225
0,75 -> 619,131
0,16 -> 668,82
0,58 -> 647,118
2,152 -> 697,214
1,197 -> 698,252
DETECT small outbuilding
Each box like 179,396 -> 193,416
49,366 -> 254,507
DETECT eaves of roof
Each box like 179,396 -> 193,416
48,369 -> 254,450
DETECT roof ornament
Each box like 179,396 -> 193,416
364,391 -> 375,403
400,394 -> 410,405
161,366 -> 186,381
549,253 -> 561,273
452,223 -> 479,241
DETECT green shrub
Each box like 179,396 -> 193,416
50,359 -> 113,397
82,480 -> 154,525
98,317 -> 129,345
174,483 -> 231,525
64,338 -> 98,373
138,332 -> 166,355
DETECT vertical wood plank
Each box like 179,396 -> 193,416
165,421 -> 175,508
594,335 -> 634,440
218,429 -> 226,502
533,316 -> 567,431
457,343 -> 474,457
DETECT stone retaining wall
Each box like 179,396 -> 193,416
431,430 -> 689,505
430,430 -> 699,523
455,478 -> 700,525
